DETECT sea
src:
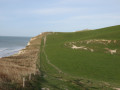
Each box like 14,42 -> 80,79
0,36 -> 31,58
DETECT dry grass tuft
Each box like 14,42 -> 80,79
0,32 -> 48,86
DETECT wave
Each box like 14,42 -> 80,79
0,48 -> 9,52
0,47 -> 24,58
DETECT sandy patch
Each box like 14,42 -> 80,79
105,48 -> 117,54
72,45 -> 86,49
114,88 -> 120,90
71,45 -> 94,52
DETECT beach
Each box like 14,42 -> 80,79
0,36 -> 31,58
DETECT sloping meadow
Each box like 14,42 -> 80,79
45,25 -> 120,87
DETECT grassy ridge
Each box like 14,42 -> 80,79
9,25 -> 119,89
39,35 -> 113,90
45,25 -> 120,86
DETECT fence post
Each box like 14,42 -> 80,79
23,77 -> 25,88
29,74 -> 31,80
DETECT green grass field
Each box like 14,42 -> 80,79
38,25 -> 120,89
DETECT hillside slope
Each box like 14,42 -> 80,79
39,25 -> 120,90
0,25 -> 120,90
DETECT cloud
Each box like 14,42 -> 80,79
59,0 -> 120,7
17,7 -> 86,15
35,7 -> 85,15
68,14 -> 120,20
44,14 -> 120,24
0,0 -> 20,1
59,0 -> 95,4
60,0 -> 81,3
32,8 -> 73,15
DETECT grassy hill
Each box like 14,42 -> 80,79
38,25 -> 120,90
1,25 -> 120,89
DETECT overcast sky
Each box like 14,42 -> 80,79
0,0 -> 120,36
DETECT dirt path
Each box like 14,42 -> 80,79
43,34 -> 63,73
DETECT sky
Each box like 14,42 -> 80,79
0,0 -> 120,36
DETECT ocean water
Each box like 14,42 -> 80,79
0,36 -> 31,58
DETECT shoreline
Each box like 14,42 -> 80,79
0,37 -> 31,59
0,48 -> 23,58
0,33 -> 43,85
0,36 -> 34,59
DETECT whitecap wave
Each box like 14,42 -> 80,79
0,48 -> 8,52
0,47 -> 24,58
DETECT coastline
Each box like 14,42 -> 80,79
0,36 -> 31,58
0,35 -> 38,58
0,48 -> 23,58
0,33 -> 44,86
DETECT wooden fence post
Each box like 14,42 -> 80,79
29,74 -> 31,80
23,77 -> 25,88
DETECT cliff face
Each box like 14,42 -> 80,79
0,32 -> 47,86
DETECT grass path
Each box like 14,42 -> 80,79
43,35 -> 63,74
